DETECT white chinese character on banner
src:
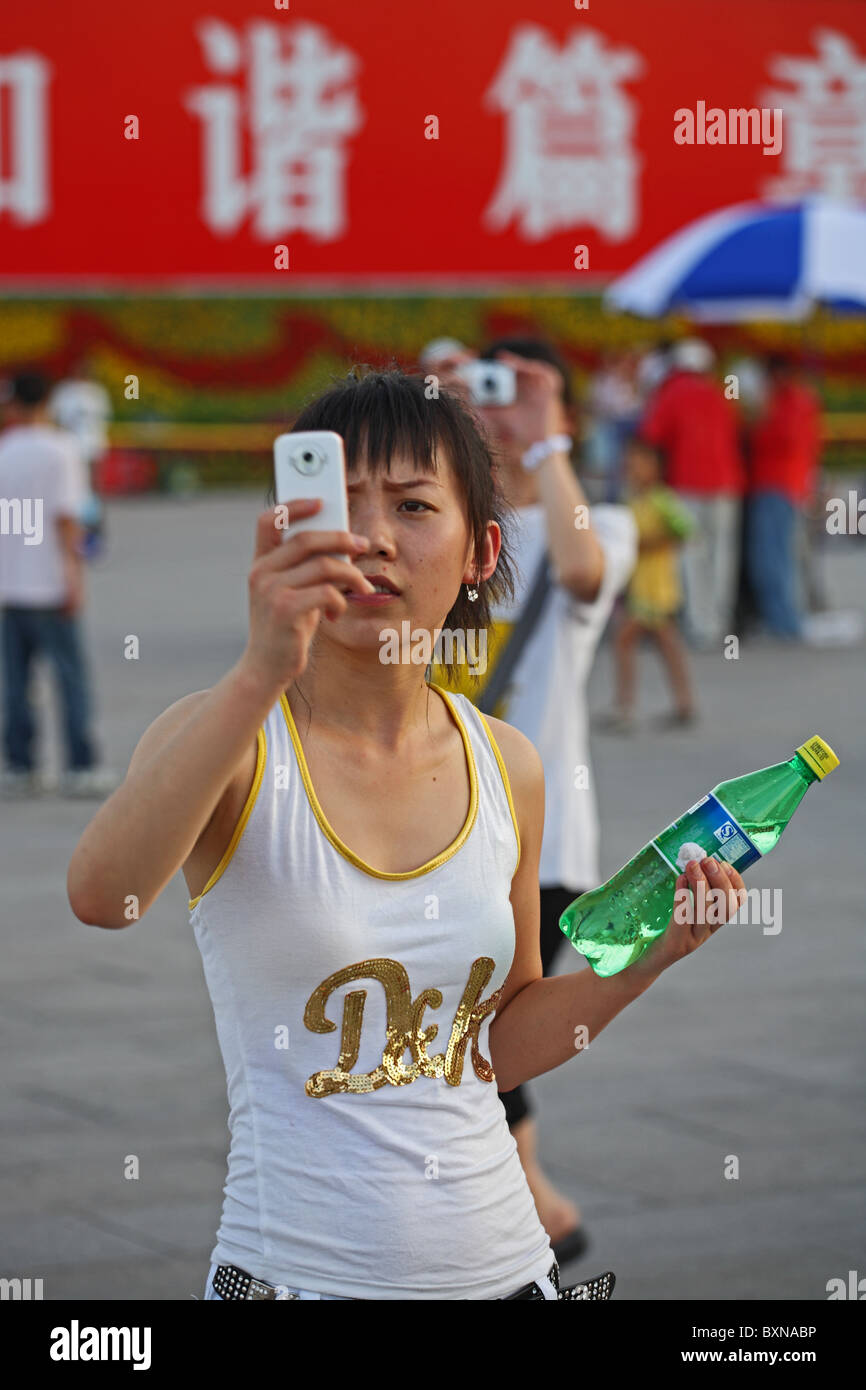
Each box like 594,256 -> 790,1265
483,25 -> 643,242
761,28 -> 866,201
0,54 -> 51,224
185,19 -> 363,240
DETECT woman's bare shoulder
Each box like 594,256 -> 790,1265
476,713 -> 544,819
125,690 -> 214,777
125,689 -> 258,829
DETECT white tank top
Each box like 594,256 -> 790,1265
188,682 -> 554,1299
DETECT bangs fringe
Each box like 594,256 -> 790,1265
296,369 -> 445,475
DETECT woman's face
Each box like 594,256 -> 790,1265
324,448 -> 500,657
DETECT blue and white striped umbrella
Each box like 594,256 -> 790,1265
605,198 -> 866,321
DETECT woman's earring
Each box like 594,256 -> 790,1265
466,584 -> 479,602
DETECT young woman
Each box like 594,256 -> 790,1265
67,369 -> 746,1301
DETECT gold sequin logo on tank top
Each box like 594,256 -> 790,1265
303,957 -> 503,1097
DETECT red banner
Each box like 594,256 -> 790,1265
1,1 -> 865,287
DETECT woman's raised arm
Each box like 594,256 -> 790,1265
67,502 -> 374,927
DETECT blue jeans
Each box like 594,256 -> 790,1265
1,606 -> 96,771
745,492 -> 803,638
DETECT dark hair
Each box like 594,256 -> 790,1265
11,370 -> 51,407
269,366 -> 516,684
478,335 -> 576,410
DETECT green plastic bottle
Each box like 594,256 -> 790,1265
560,736 -> 839,977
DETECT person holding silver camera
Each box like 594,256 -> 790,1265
427,337 -> 637,1264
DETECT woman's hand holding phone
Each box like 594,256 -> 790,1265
240,500 -> 374,694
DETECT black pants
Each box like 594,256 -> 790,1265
498,886 -> 584,1129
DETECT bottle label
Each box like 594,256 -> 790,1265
651,793 -> 761,876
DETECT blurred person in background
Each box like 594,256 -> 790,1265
640,338 -> 744,650
635,339 -> 674,403
727,357 -> 768,423
744,354 -> 822,641
0,370 -> 116,799
728,357 -> 768,639
584,348 -> 642,504
49,352 -> 112,560
431,335 -> 637,1263
599,436 -> 696,733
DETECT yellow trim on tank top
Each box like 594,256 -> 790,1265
279,682 -> 479,881
187,726 -> 267,910
477,713 -> 521,872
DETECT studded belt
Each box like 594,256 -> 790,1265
504,1264 -> 616,1301
211,1262 -> 615,1301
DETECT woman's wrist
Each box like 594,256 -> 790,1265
521,434 -> 573,472
617,945 -> 668,992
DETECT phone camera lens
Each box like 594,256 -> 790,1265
292,444 -> 324,475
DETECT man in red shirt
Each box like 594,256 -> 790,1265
640,339 -> 745,648
746,355 -> 821,639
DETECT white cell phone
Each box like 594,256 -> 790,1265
456,360 -> 516,406
273,431 -> 350,559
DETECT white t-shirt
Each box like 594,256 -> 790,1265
493,503 -> 637,892
49,379 -> 111,466
0,425 -> 88,606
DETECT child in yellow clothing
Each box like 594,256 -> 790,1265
603,437 -> 696,731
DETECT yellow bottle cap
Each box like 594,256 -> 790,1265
796,735 -> 839,780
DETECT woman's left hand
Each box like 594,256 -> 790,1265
627,856 -> 747,984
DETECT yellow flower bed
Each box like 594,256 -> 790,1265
0,307 -> 65,363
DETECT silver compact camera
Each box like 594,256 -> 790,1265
456,360 -> 516,407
